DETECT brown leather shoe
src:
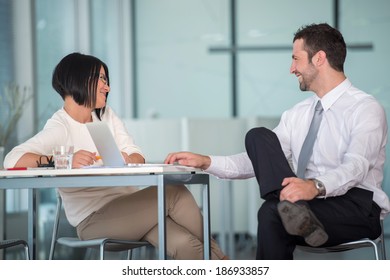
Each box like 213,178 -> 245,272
277,200 -> 328,247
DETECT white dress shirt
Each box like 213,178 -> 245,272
206,79 -> 390,218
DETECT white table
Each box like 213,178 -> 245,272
0,165 -> 211,260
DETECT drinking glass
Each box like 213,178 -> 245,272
52,145 -> 74,169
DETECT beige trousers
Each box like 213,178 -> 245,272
76,185 -> 225,260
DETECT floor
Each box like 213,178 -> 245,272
3,233 -> 388,260
232,233 -> 389,260
99,232 -> 389,260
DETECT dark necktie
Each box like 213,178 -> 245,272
296,101 -> 324,178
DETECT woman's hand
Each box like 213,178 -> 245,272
72,150 -> 97,168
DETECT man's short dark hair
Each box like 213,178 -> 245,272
293,23 -> 346,72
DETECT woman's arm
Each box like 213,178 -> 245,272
13,152 -> 52,168
122,152 -> 145,164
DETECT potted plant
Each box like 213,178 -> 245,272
0,83 -> 32,167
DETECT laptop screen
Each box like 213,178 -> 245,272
86,122 -> 126,167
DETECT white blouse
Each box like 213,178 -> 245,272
4,106 -> 144,226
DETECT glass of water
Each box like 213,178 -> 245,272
52,145 -> 74,169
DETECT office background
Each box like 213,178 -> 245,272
1,0 -> 390,259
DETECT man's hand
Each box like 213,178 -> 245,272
164,151 -> 211,170
279,177 -> 318,202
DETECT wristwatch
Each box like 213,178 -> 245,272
312,179 -> 326,197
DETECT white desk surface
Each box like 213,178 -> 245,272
0,164 -> 199,178
0,163 -> 210,260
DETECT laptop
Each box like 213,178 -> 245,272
86,122 -> 127,167
85,122 -> 194,173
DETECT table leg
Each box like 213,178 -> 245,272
202,179 -> 211,260
157,174 -> 167,260
28,188 -> 38,259
0,190 -> 4,259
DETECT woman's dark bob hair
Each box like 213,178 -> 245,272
52,52 -> 109,119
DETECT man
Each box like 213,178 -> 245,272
165,23 -> 390,259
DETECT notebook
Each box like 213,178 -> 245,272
86,122 -> 127,167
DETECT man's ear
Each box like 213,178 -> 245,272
313,50 -> 326,67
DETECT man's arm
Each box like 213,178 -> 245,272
165,152 -> 255,179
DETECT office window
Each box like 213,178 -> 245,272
340,0 -> 390,230
237,0 -> 332,117
136,0 -> 231,118
340,0 -> 390,107
0,0 -> 14,126
0,0 -> 14,84
35,0 -> 78,129
90,0 -> 133,118
0,0 -> 13,257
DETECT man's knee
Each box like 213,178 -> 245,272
245,127 -> 275,147
246,127 -> 269,141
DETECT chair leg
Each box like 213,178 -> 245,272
99,243 -> 105,260
126,249 -> 133,260
49,192 -> 63,260
373,243 -> 379,260
49,241 -> 56,260
24,243 -> 30,260
379,220 -> 386,260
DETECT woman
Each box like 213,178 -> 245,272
4,52 -> 227,260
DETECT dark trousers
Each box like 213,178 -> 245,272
245,127 -> 382,259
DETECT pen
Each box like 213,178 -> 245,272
6,167 -> 54,170
7,167 -> 27,170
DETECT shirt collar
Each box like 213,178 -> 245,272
318,78 -> 352,111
